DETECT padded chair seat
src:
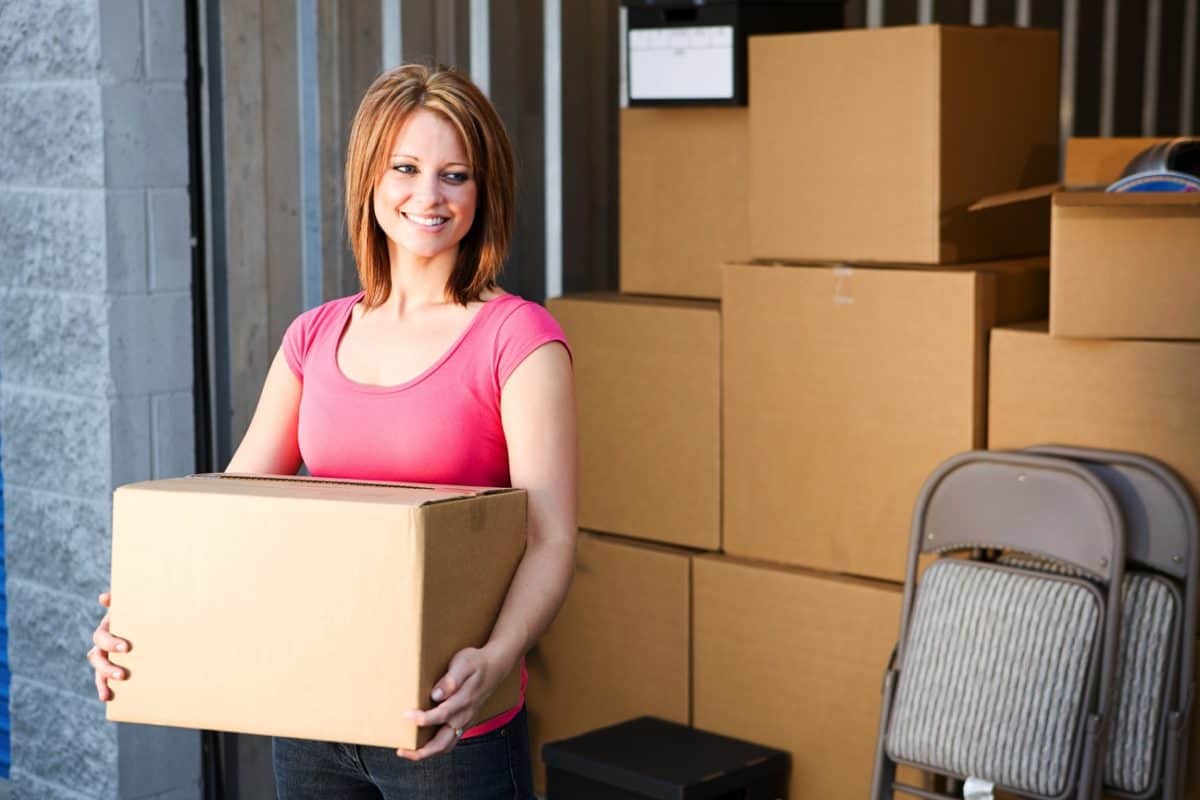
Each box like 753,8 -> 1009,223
886,559 -> 1101,797
997,554 -> 1179,794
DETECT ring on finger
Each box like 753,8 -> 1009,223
453,727 -> 463,739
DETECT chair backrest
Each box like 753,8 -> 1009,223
1024,446 -> 1199,800
880,451 -> 1127,800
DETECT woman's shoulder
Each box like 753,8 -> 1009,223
281,292 -> 362,377
481,293 -> 571,386
487,292 -> 560,333
284,292 -> 361,344
289,292 -> 362,332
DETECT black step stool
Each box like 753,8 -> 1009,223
542,716 -> 789,799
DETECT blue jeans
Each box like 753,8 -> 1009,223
272,707 -> 535,799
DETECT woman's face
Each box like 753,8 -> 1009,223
373,108 -> 477,263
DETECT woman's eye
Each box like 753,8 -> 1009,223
442,172 -> 469,184
392,164 -> 416,175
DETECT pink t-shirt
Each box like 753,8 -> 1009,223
281,290 -> 570,738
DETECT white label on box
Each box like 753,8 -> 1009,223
629,25 -> 735,100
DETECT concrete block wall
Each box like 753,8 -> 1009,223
0,1 -> 201,798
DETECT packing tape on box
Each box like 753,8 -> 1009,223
833,265 -> 854,305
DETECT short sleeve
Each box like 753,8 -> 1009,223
494,301 -> 573,388
281,311 -> 311,380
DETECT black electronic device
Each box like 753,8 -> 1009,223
542,716 -> 789,799
622,0 -> 844,106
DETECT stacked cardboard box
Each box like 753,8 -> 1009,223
534,23 -> 1087,800
989,137 -> 1200,509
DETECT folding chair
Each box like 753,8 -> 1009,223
1018,446 -> 1198,800
870,450 -> 1127,800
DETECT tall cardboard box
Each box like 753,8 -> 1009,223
620,107 -> 748,300
1052,138 -> 1200,340
989,324 -> 1200,503
548,294 -> 721,550
723,260 -> 1048,582
749,25 -> 1058,263
693,556 -> 902,800
527,532 -> 691,794
106,475 -> 525,749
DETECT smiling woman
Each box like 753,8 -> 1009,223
87,64 -> 576,800
345,65 -> 516,309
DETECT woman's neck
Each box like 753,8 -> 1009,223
379,244 -> 459,315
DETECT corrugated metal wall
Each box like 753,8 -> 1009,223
846,0 -> 1199,145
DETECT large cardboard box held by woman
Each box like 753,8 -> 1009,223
105,474 -> 526,749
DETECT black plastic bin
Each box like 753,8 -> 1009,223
542,716 -> 789,799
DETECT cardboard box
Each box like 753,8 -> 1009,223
527,532 -> 691,794
692,555 -> 902,800
548,294 -> 721,550
1054,138 -> 1200,340
620,107 -> 748,299
989,324 -> 1200,504
723,260 -> 1048,582
749,25 -> 1058,264
975,137 -> 1200,340
106,474 -> 526,749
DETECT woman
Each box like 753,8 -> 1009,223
87,64 -> 577,799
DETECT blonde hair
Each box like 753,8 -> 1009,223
345,64 -> 516,306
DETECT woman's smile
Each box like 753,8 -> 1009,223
401,211 -> 450,231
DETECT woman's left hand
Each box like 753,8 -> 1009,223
396,644 -> 511,760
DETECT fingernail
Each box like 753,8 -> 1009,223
431,688 -> 444,702
116,642 -> 127,652
111,670 -> 122,679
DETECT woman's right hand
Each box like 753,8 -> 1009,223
87,592 -> 130,702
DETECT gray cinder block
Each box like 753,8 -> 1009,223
6,578 -> 103,698
0,0 -> 101,81
144,0 -> 186,81
98,0 -> 144,82
0,386 -> 112,497
11,677 -> 118,799
108,292 -> 193,396
11,766 -> 109,800
0,289 -> 110,396
0,86 -> 104,188
0,189 -> 108,291
109,394 -> 153,491
106,189 -> 150,293
147,188 -> 192,292
101,85 -> 188,189
152,393 -> 196,478
3,486 -> 111,603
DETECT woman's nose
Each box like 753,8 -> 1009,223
410,172 -> 443,206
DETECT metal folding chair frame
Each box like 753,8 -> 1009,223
872,450 -> 1128,800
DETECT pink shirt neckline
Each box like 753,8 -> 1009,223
331,291 -> 520,395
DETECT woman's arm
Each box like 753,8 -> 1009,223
398,340 -> 577,758
225,348 -> 304,475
